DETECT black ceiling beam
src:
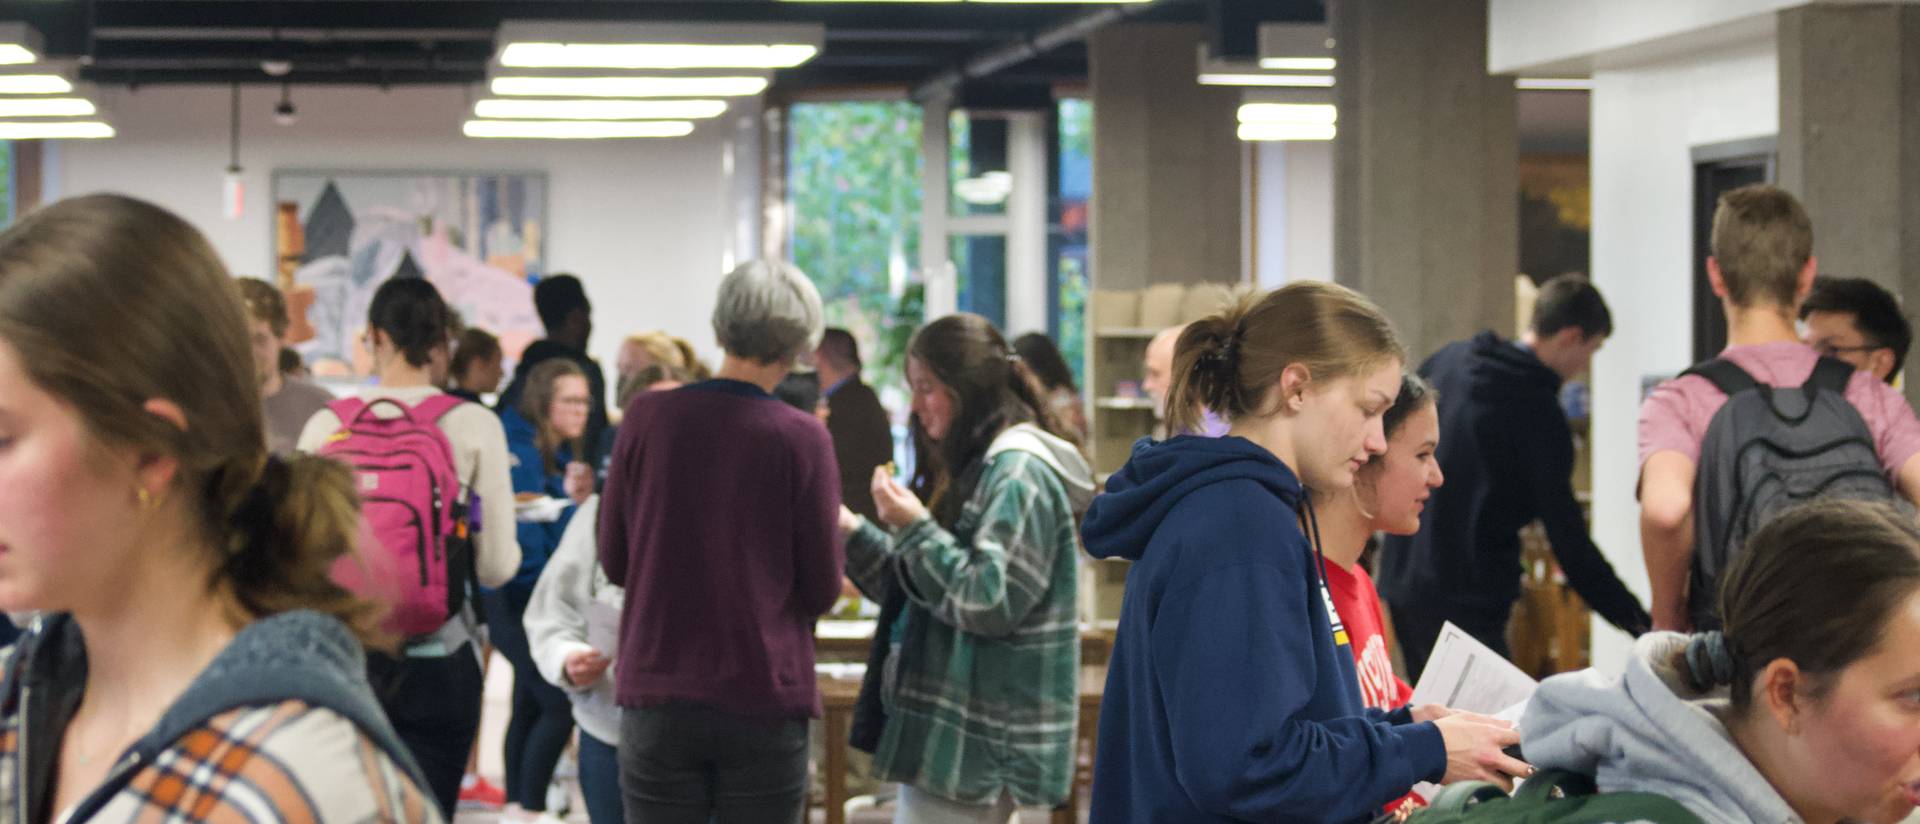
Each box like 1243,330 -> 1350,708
908,0 -> 1181,102
75,1 -> 1083,36
80,67 -> 481,87
1208,0 -> 1321,59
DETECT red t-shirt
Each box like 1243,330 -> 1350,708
1323,560 -> 1413,712
1325,559 -> 1421,813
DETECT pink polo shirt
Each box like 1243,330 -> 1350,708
1637,342 -> 1920,478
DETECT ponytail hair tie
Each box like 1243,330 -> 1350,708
1683,630 -> 1738,692
230,455 -> 290,553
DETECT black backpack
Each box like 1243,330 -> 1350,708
1683,356 -> 1892,630
1394,769 -> 1704,824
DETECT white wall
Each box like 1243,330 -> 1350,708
1584,37 -> 1779,671
47,83 -> 754,384
1489,0 -> 1797,74
1253,139 -> 1334,289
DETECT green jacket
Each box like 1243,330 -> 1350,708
845,424 -> 1093,807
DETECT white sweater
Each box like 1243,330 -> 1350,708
524,496 -> 623,743
295,385 -> 521,590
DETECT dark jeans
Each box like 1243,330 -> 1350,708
620,703 -> 809,824
484,586 -> 576,810
579,729 -> 624,824
365,645 -> 485,817
1386,596 -> 1511,683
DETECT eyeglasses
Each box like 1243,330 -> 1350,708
1813,342 -> 1886,358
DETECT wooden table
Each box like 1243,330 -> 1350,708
813,664 -> 1107,824
818,674 -> 864,824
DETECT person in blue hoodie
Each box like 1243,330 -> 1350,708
1082,281 -> 1530,824
492,358 -> 595,818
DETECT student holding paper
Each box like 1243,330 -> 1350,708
1083,283 -> 1528,824
524,495 -> 624,824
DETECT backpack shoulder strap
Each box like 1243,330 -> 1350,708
325,397 -> 368,426
410,392 -> 469,425
1806,355 -> 1856,394
1680,358 -> 1761,396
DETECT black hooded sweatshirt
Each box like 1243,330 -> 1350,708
1377,331 -> 1649,638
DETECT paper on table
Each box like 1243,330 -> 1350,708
586,601 -> 621,657
1406,622 -> 1539,804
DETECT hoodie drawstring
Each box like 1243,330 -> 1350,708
1302,493 -> 1334,590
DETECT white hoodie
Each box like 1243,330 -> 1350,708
1520,632 -> 1801,824
524,496 -> 624,744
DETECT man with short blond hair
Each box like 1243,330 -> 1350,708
1638,184 -> 1920,631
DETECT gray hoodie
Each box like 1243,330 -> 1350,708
985,423 -> 1096,516
1520,632 -> 1800,824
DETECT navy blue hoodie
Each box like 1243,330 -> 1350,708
1083,436 -> 1445,824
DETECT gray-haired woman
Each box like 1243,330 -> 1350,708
597,260 -> 845,824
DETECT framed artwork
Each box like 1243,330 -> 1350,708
272,170 -> 548,378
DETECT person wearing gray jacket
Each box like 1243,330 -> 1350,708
525,496 -> 624,824
1521,498 -> 1920,824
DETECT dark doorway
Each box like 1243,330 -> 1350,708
1691,139 -> 1776,363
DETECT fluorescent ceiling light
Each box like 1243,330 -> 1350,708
780,0 -> 958,4
500,42 -> 818,70
0,44 -> 35,66
1259,57 -> 1335,71
463,119 -> 696,139
474,98 -> 727,120
1516,77 -> 1592,91
971,0 -> 1154,4
0,74 -> 73,94
0,97 -> 95,117
491,75 -> 768,98
1238,102 -> 1336,125
1238,122 -> 1335,142
0,120 -> 114,139
1199,73 -> 1333,88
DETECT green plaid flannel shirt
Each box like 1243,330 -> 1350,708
845,448 -> 1082,807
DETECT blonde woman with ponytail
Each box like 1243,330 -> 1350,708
1082,282 -> 1526,824
835,313 -> 1094,823
0,195 -> 437,821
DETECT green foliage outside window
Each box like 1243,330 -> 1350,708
788,102 -> 924,398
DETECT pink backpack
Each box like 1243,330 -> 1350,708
319,394 -> 477,638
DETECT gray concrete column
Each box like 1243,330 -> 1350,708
1087,23 -> 1244,291
1332,0 -> 1517,362
1777,4 -> 1920,402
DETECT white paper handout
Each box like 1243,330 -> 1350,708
1409,621 -> 1538,716
1406,622 -> 1539,803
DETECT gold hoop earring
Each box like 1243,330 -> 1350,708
137,487 -> 153,510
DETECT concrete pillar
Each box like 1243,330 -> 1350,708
1087,24 -> 1244,291
1777,3 -> 1920,402
1332,0 -> 1517,362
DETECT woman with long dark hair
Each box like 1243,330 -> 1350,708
1011,332 -> 1087,443
838,313 -> 1094,823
